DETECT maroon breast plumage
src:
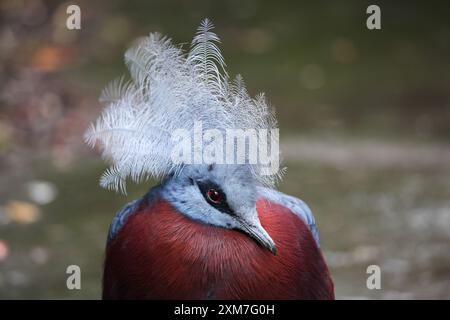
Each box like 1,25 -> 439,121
103,197 -> 334,300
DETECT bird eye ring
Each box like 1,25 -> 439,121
206,189 -> 222,204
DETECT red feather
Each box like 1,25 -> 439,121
103,198 -> 334,299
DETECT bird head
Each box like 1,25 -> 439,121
85,19 -> 284,254
162,164 -> 277,255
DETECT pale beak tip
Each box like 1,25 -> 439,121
237,217 -> 278,256
270,245 -> 277,256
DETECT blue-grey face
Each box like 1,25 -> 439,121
162,164 -> 277,254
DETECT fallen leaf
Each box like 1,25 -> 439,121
5,201 -> 41,224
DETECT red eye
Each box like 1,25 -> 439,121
206,189 -> 222,204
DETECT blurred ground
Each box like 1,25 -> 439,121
0,0 -> 449,299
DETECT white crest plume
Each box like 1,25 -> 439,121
85,19 -> 281,194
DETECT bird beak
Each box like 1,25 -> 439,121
238,219 -> 277,255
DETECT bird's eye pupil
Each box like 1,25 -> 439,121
206,189 -> 222,204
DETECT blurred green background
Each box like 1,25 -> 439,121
0,0 -> 449,299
